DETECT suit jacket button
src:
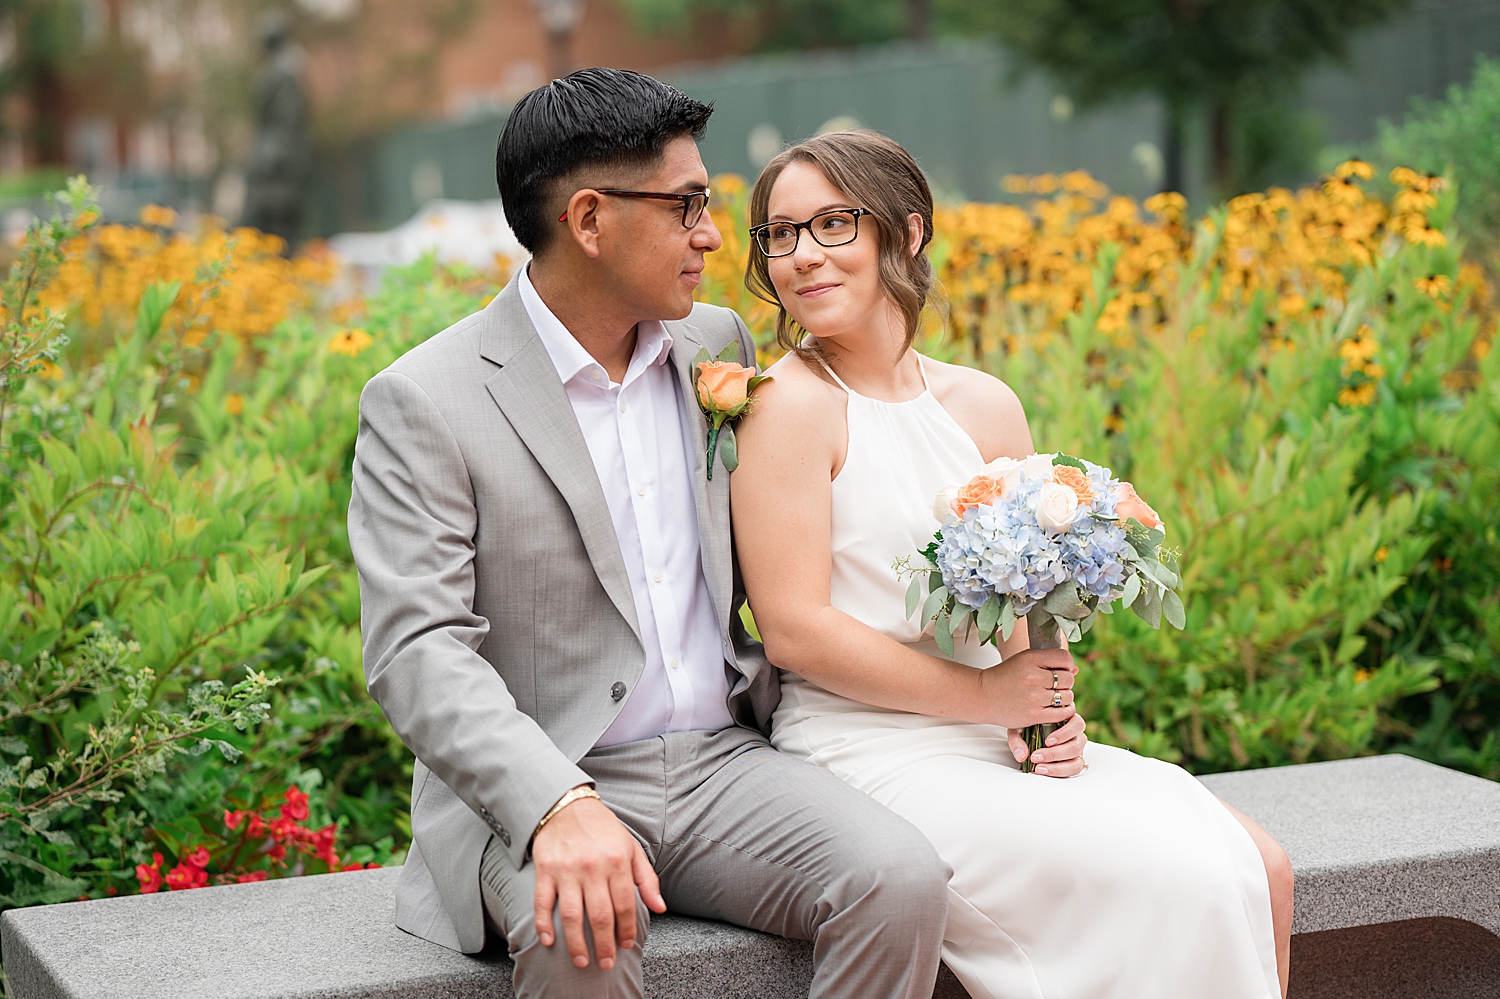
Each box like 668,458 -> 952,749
499,828 -> 512,847
610,681 -> 627,701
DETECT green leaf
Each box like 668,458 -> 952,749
747,374 -> 772,392
934,615 -> 955,658
1118,571 -> 1141,610
949,603 -> 972,639
905,577 -> 922,620
718,425 -> 739,472
999,600 -> 1017,642
921,586 -> 949,625
1051,454 -> 1087,471
716,342 -> 741,364
693,347 -> 711,367
1162,589 -> 1187,630
977,596 -> 1001,638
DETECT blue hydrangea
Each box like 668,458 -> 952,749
934,458 -> 1130,616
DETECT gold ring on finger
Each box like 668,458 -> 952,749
1051,690 -> 1064,708
1050,671 -> 1061,690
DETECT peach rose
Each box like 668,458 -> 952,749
1114,482 -> 1163,530
950,474 -> 1005,517
696,361 -> 755,412
1053,465 -> 1094,504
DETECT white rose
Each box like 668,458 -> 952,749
1035,482 -> 1080,533
1023,453 -> 1056,482
932,484 -> 960,524
981,456 -> 1025,493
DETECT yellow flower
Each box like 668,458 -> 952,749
225,393 -> 245,416
1415,274 -> 1451,298
139,204 -> 178,228
38,360 -> 64,380
1339,337 -> 1378,364
1335,159 -> 1374,180
1354,668 -> 1373,683
1338,382 -> 1378,407
1375,546 -> 1389,563
328,327 -> 373,356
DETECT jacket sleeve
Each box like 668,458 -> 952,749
348,368 -> 590,870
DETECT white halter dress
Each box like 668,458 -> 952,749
769,355 -> 1280,999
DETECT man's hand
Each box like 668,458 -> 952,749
531,795 -> 667,970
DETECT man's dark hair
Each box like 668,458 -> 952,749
496,68 -> 713,255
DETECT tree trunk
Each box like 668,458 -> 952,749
906,0 -> 930,40
1163,100 -> 1185,195
1210,98 -> 1233,198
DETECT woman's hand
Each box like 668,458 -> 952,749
979,647 -> 1089,777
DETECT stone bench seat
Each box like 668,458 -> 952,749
4,754 -> 1499,999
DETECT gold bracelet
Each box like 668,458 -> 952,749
535,784 -> 600,835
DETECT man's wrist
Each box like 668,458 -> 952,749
534,783 -> 600,838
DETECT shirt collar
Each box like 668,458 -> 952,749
519,265 -> 675,389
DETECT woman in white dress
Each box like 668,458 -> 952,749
729,130 -> 1293,999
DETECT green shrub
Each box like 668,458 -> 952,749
1380,56 -> 1500,264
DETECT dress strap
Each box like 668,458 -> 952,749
913,352 -> 930,392
816,357 -> 855,394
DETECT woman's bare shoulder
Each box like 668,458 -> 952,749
743,353 -> 843,424
922,354 -> 1031,459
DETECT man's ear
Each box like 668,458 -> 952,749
563,189 -> 606,259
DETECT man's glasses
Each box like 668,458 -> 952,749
749,208 -> 871,258
558,188 -> 712,228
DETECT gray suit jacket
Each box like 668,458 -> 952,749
347,276 -> 775,953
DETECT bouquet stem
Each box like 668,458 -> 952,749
1022,612 -> 1066,775
706,426 -> 720,481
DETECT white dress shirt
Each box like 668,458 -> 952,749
519,267 -> 734,747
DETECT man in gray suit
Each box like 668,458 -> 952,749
348,68 -> 950,999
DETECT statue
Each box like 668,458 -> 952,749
241,11 -> 310,250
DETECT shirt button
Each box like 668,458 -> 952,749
636,486 -> 646,497
619,399 -> 627,413
669,657 -> 680,670
610,681 -> 627,701
652,571 -> 663,583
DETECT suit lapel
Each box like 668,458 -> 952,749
668,322 -> 734,652
481,283 -> 641,643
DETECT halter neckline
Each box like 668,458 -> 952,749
816,353 -> 930,403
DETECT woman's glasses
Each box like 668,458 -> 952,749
749,208 -> 871,258
558,188 -> 712,228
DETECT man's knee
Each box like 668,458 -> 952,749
508,892 -> 652,999
829,816 -> 950,927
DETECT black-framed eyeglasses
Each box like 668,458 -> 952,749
749,208 -> 871,258
558,188 -> 712,228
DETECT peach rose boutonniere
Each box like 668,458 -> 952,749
694,343 -> 771,479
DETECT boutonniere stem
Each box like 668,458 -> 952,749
694,344 -> 771,480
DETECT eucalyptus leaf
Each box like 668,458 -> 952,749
693,347 -> 711,366
1042,584 -> 1094,621
716,342 -> 741,364
905,577 -> 922,620
1162,589 -> 1187,630
921,586 -> 949,625
977,596 -> 1001,638
949,603 -> 972,639
999,600 -> 1017,641
718,425 -> 738,472
1119,571 -> 1142,610
934,615 -> 955,658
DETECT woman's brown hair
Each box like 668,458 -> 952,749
745,129 -> 937,362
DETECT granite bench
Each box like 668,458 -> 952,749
3,753 -> 1498,999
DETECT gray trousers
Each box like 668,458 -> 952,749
480,727 -> 950,999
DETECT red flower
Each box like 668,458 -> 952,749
135,853 -> 164,894
246,814 -> 266,838
236,870 -> 269,884
281,786 -> 310,822
367,862 -> 381,869
224,810 -> 247,830
164,863 -> 208,890
269,816 -> 297,842
268,843 -> 287,862
341,861 -> 365,872
184,847 -> 210,870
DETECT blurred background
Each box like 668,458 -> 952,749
2,0 -> 1496,243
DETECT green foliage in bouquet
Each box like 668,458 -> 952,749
979,204 -> 1493,773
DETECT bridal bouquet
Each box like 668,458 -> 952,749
896,453 -> 1185,771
